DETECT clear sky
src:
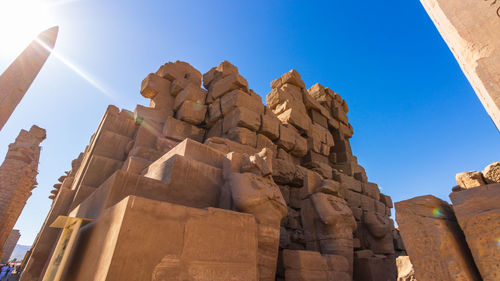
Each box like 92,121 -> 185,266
0,0 -> 498,245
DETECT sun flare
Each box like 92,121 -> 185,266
0,0 -> 54,57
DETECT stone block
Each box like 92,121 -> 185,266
220,89 -> 264,115
324,254 -> 349,273
482,162 -> 500,184
256,134 -> 277,156
206,118 -> 223,139
259,109 -> 280,140
133,121 -> 161,149
225,127 -> 257,147
395,195 -> 481,281
209,73 -> 248,101
93,130 -> 132,161
380,193 -> 393,208
203,60 -> 239,88
360,195 -> 376,213
310,109 -> 328,129
353,256 -> 397,281
146,138 -> 226,170
335,172 -> 362,193
282,250 -> 328,271
175,100 -> 207,125
456,171 -> 485,189
450,183 -> 500,281
121,156 -> 151,175
362,182 -> 380,201
270,69 -> 305,89
207,99 -> 222,125
277,124 -> 296,151
145,153 -> 222,205
156,60 -> 202,88
277,108 -> 311,135
291,135 -> 307,158
80,155 -> 123,188
204,137 -> 258,156
284,269 -> 327,281
140,73 -> 171,99
173,83 -> 206,111
127,145 -> 164,162
345,190 -> 362,208
62,196 -> 258,281
223,107 -> 261,132
162,116 -> 205,142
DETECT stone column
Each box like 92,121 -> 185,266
1,229 -> 20,263
395,195 -> 481,281
450,183 -> 500,281
0,126 -> 46,258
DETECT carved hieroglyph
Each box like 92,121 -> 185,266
450,184 -> 500,281
419,0 -> 500,129
395,195 -> 481,281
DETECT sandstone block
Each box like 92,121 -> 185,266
144,154 -> 223,208
156,60 -> 202,88
220,89 -> 264,115
203,60 -> 239,88
282,250 -> 328,271
353,256 -> 397,281
456,171 -> 485,189
395,195 -> 481,281
277,124 -> 296,151
207,99 -> 222,125
277,108 -> 311,135
335,172 -> 362,193
310,109 -> 328,129
163,116 -> 205,142
225,127 -> 257,147
270,69 -> 305,89
260,109 -> 280,140
362,182 -> 380,201
450,183 -> 500,281
140,73 -> 171,99
173,83 -> 206,111
62,196 -> 258,281
175,100 -> 207,125
209,73 -> 248,101
482,162 -> 500,184
396,256 -> 417,281
223,107 -> 261,132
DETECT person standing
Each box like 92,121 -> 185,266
0,264 -> 8,281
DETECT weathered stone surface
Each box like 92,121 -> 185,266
456,171 -> 485,189
419,0 -> 500,129
0,126 -> 45,258
223,107 -> 261,132
1,229 -> 20,263
140,73 -> 171,99
61,196 -> 259,281
482,162 -> 500,184
163,116 -> 205,142
397,256 -> 417,281
175,99 -> 207,125
395,195 -> 481,281
450,183 -> 500,281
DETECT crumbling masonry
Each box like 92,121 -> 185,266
0,126 -> 45,259
21,61 -> 397,281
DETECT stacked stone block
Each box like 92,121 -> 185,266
22,60 -> 396,281
0,126 -> 45,260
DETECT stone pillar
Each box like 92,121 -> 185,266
0,126 -> 46,258
395,195 -> 481,281
1,229 -> 20,263
0,27 -> 58,131
450,183 -> 500,281
419,0 -> 500,129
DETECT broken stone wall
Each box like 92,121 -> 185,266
1,229 -> 20,263
22,60 -> 397,281
0,126 -> 45,259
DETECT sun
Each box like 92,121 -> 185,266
0,0 -> 54,58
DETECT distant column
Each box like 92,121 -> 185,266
0,26 -> 58,132
1,229 -> 20,263
0,126 -> 46,258
419,0 -> 500,130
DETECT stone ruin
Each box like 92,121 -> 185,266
20,60 -> 399,281
0,126 -> 46,260
395,162 -> 500,281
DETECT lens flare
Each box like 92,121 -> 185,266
497,237 -> 500,246
34,37 -> 117,102
432,208 -> 446,218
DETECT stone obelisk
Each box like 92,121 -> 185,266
419,0 -> 500,130
0,26 -> 58,132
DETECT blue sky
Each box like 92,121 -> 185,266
0,0 -> 498,245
